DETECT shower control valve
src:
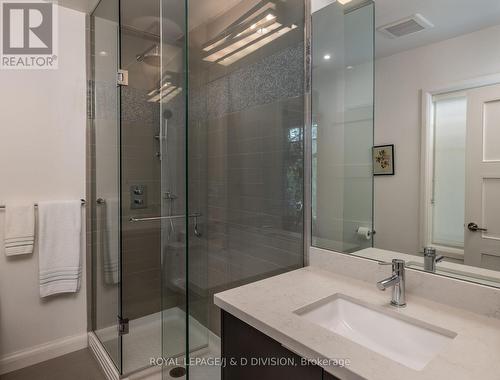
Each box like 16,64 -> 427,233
130,185 -> 147,209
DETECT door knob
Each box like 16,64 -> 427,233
467,222 -> 488,232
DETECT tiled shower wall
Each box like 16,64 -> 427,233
120,85 -> 163,320
119,26 -> 175,321
188,0 -> 305,335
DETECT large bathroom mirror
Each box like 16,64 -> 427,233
311,0 -> 500,288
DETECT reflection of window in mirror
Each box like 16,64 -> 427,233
427,93 -> 467,257
312,121 -> 318,223
422,83 -> 500,271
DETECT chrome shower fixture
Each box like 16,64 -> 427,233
136,44 -> 160,66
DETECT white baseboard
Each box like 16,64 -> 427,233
0,332 -> 88,375
88,332 -> 120,380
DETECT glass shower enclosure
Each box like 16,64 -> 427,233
90,0 -> 305,378
310,0 -> 374,254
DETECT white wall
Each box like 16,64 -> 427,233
312,0 -> 335,13
0,6 -> 87,372
374,24 -> 500,254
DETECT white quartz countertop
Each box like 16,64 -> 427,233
214,266 -> 500,380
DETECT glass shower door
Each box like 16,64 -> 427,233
91,0 -> 122,372
92,0 -> 196,375
92,0 -> 193,374
159,0 -> 188,361
159,0 -> 211,376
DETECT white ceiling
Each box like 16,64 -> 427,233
312,0 -> 500,67
54,0 -> 99,13
188,0 -> 245,30
375,0 -> 500,58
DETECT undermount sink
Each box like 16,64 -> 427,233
294,294 -> 456,371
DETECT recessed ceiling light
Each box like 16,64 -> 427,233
346,65 -> 353,70
99,51 -> 108,56
323,54 -> 331,60
337,0 -> 352,4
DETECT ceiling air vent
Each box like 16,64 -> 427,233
377,14 -> 434,38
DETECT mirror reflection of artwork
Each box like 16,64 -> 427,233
373,145 -> 394,176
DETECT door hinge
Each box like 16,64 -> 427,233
117,69 -> 129,86
118,316 -> 129,335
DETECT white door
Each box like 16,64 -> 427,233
465,83 -> 500,268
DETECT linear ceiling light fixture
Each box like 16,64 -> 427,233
218,24 -> 297,66
202,1 -> 298,66
203,19 -> 281,63
235,2 -> 276,29
148,77 -> 181,104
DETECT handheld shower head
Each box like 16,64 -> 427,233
163,109 -> 173,120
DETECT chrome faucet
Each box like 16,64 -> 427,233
423,247 -> 444,272
377,259 -> 406,307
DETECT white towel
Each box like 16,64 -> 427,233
100,199 -> 119,284
4,203 -> 35,256
38,200 -> 82,297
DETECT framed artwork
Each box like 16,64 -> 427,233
373,144 -> 395,176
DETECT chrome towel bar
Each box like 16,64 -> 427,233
129,212 -> 201,223
0,199 -> 86,210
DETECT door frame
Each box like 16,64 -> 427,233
419,74 -> 500,260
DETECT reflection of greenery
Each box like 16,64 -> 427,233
285,126 -> 304,232
311,122 -> 317,221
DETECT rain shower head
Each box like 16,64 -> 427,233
136,44 -> 160,66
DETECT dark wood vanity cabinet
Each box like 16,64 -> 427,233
221,310 -> 341,380
323,373 -> 340,380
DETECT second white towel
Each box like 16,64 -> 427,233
4,203 -> 35,256
38,200 -> 82,298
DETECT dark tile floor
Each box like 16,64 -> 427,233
0,349 -> 107,380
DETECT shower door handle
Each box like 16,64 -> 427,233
129,212 -> 201,223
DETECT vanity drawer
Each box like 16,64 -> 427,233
221,310 -> 340,380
